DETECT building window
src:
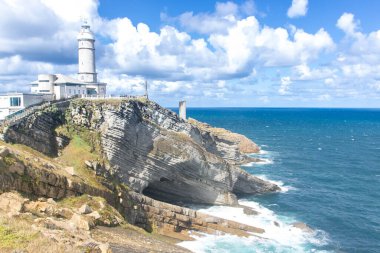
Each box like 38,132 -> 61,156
10,97 -> 21,107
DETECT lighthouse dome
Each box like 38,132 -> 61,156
77,23 -> 95,41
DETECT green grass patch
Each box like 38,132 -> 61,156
58,134 -> 105,190
59,194 -> 101,209
0,224 -> 38,250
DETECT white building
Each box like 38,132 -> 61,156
31,22 -> 107,99
0,93 -> 52,120
0,22 -> 107,121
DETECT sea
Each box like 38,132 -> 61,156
171,108 -> 380,253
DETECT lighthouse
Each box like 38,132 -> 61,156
77,21 -> 97,83
29,21 -> 107,100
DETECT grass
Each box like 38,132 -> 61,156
59,194 -> 101,209
0,224 -> 36,249
0,215 -> 80,253
58,134 -> 106,190
0,217 -> 40,252
59,195 -> 125,225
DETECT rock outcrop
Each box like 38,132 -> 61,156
0,146 -> 266,242
188,118 -> 260,163
2,98 -> 279,206
66,99 -> 279,205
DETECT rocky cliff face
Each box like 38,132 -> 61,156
66,99 -> 279,205
188,118 -> 260,164
3,98 -> 279,206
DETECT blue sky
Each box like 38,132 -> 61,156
1,0 -> 380,107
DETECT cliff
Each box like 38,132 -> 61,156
2,98 -> 279,206
0,144 -> 265,252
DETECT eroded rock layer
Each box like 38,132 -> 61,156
66,99 -> 279,205
3,99 -> 279,205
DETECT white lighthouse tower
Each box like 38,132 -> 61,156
77,21 -> 97,83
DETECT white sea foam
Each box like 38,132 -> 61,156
241,158 -> 274,167
179,199 -> 330,252
255,174 -> 296,193
256,158 -> 274,165
259,149 -> 269,155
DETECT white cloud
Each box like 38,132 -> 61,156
287,0 -> 308,18
336,13 -> 359,36
279,76 -> 292,95
5,0 -> 380,106
292,64 -> 336,81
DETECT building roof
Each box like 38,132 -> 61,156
0,92 -> 45,97
54,74 -> 87,85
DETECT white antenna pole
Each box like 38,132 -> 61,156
145,80 -> 148,100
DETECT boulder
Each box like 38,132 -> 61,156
47,198 -> 56,204
0,146 -> 10,157
64,166 -> 75,176
70,213 -> 95,230
292,222 -> 313,233
85,160 -> 93,168
87,211 -> 101,220
243,206 -> 258,215
98,243 -> 112,253
78,204 -> 92,214
0,192 -> 27,216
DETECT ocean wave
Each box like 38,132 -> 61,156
241,158 -> 274,167
179,199 -> 330,253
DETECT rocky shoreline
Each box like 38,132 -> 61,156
0,98 -> 280,252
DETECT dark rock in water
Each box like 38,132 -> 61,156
243,206 -> 259,215
273,221 -> 280,227
292,222 -> 313,233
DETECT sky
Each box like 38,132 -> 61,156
1,0 -> 380,107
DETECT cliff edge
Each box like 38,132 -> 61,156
3,98 -> 279,206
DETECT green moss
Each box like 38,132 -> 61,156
3,155 -> 16,167
0,224 -> 38,249
56,125 -> 107,190
59,195 -> 100,209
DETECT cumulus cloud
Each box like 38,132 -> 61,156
336,13 -> 359,36
3,0 -> 379,106
287,0 -> 308,18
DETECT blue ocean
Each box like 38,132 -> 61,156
175,108 -> 380,253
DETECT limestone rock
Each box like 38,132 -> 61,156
85,160 -> 93,168
78,204 -> 92,214
87,211 -> 101,220
0,146 -> 10,157
8,162 -> 25,175
292,222 -> 313,233
64,166 -> 75,176
0,192 -> 26,216
70,213 -> 94,230
243,206 -> 258,215
47,198 -> 56,204
98,243 -> 112,253
3,99 -> 279,206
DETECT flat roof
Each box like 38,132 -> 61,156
0,92 -> 47,96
